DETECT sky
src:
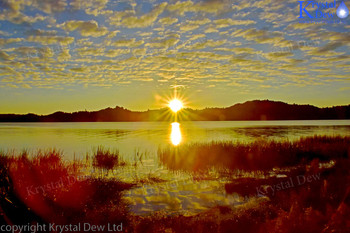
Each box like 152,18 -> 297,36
0,0 -> 349,114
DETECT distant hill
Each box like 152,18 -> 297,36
0,100 -> 349,122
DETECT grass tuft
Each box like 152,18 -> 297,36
92,146 -> 124,171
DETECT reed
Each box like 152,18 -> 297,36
159,135 -> 350,172
92,146 -> 124,171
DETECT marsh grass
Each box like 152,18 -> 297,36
92,146 -> 126,173
159,135 -> 350,172
0,150 -> 134,227
133,149 -> 152,167
129,158 -> 350,233
137,172 -> 167,184
0,136 -> 349,232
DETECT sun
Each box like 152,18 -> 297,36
169,99 -> 183,112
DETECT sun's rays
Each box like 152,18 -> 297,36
151,89 -> 194,122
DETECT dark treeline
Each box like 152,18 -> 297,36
1,100 -> 350,122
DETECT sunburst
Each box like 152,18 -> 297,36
168,99 -> 183,113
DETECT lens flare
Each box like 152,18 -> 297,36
170,122 -> 182,146
337,1 -> 349,18
169,99 -> 183,113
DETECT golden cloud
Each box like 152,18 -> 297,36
60,20 -> 108,37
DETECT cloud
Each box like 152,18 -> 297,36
159,17 -> 178,25
189,39 -> 226,50
179,24 -> 200,32
76,47 -> 104,57
27,35 -> 74,45
264,51 -> 294,61
70,0 -> 109,11
0,0 -> 348,99
303,31 -> 350,56
0,9 -> 47,25
75,46 -> 130,58
179,18 -> 211,32
112,39 -> 144,48
179,51 -> 231,61
214,18 -> 256,27
0,38 -> 23,46
188,34 -> 206,41
6,84 -> 19,88
0,0 -> 66,14
33,0 -> 67,14
60,20 -> 108,37
146,37 -> 179,49
167,0 -> 228,15
231,28 -> 293,48
85,8 -> 113,17
132,48 -> 147,57
232,28 -> 283,41
167,1 -> 195,16
120,2 -> 167,28
57,47 -> 71,62
0,51 -> 11,60
105,49 -> 130,57
25,29 -> 58,36
22,83 -> 32,89
286,22 -> 322,30
15,46 -> 54,59
70,67 -> 89,73
186,18 -> 211,25
314,41 -> 344,53
204,26 -> 219,33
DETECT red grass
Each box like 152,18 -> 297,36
1,150 -> 133,227
0,136 -> 349,232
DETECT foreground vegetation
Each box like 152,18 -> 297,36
0,150 -> 133,227
159,136 -> 350,171
0,136 -> 349,232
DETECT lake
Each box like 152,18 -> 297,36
1,120 -> 350,215
1,120 -> 350,159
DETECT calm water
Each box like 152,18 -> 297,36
1,120 -> 349,159
1,120 -> 350,215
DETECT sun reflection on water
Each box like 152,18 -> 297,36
170,122 -> 182,146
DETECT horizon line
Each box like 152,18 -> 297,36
1,99 -> 350,116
